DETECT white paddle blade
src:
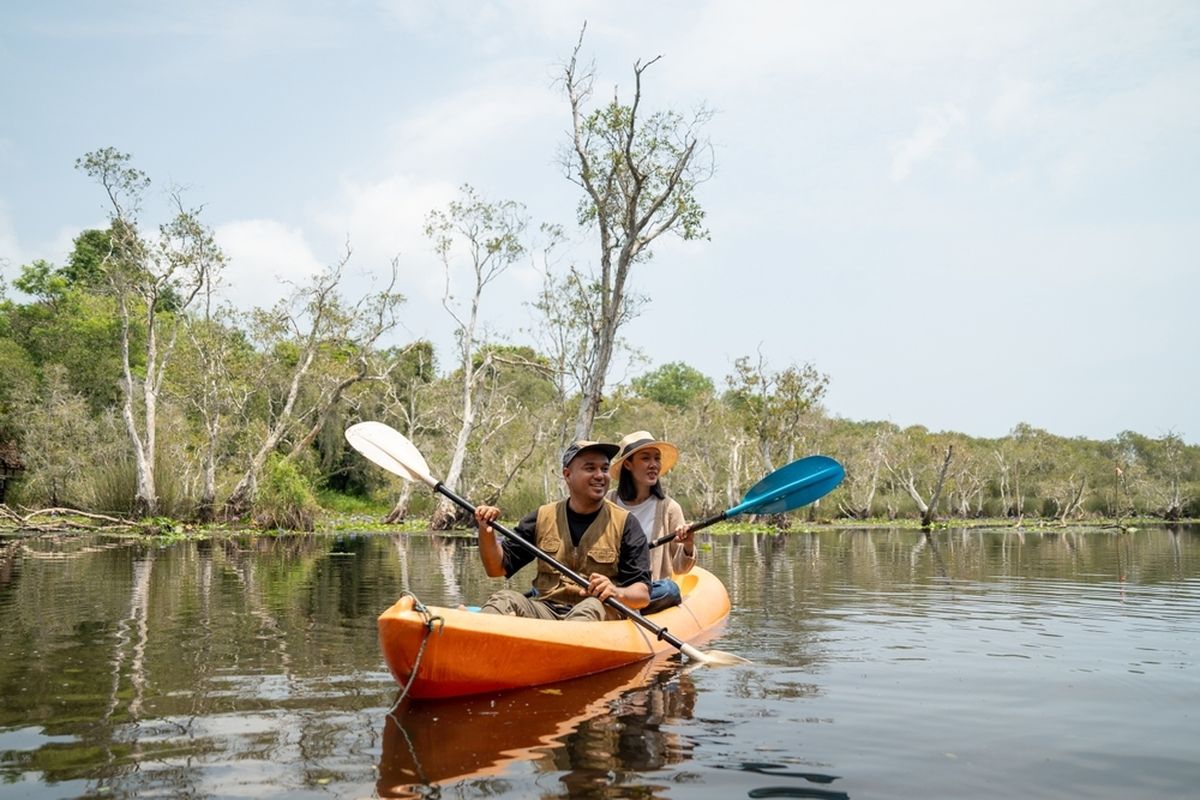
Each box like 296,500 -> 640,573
344,421 -> 437,487
680,642 -> 751,666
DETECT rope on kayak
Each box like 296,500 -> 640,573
387,591 -> 444,714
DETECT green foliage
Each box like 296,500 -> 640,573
62,228 -> 114,288
87,441 -> 190,517
631,361 -> 714,409
0,337 -> 37,438
7,366 -> 98,507
253,454 -> 321,531
574,101 -> 711,248
13,259 -> 70,303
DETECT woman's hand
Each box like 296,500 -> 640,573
673,524 -> 695,552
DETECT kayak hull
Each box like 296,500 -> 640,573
378,566 -> 731,699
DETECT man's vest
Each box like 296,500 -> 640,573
531,499 -> 628,607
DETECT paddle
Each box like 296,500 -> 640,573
344,421 -> 747,666
650,455 -> 845,548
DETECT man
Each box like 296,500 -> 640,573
473,440 -> 651,621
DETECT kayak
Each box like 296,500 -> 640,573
377,566 -> 732,699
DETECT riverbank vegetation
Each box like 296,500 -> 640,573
2,238 -> 1195,532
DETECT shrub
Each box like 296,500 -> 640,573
252,454 -> 320,531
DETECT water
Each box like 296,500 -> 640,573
1,526 -> 1197,798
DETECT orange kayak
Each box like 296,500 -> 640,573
377,566 -> 732,699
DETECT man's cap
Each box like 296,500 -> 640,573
561,440 -> 620,468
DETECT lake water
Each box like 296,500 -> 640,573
1,525 -> 1197,798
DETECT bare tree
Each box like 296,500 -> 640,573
377,342 -> 436,524
838,424 -> 893,520
427,186 -> 528,529
76,148 -> 222,516
885,430 -> 954,529
559,25 -> 714,438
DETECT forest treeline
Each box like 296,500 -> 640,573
1,213 -> 1195,528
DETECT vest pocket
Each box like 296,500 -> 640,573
587,547 -> 617,565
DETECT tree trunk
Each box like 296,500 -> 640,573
224,347 -> 316,518
383,481 -> 413,525
920,445 -> 954,528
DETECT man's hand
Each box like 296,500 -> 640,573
474,505 -> 507,578
474,505 -> 500,536
585,572 -> 618,603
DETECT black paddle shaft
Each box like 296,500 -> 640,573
649,510 -> 727,549
433,483 -> 691,650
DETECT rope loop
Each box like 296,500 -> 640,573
387,591 -> 444,715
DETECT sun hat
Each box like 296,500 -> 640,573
609,431 -> 679,478
561,440 -> 620,468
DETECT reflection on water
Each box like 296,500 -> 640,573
378,659 -> 695,798
0,525 -> 1198,798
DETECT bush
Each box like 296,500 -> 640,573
252,454 -> 320,531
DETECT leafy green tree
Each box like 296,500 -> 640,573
725,353 -> 828,471
13,259 -> 71,305
632,361 -> 714,409
993,423 -> 1054,522
0,338 -> 38,441
12,366 -> 101,507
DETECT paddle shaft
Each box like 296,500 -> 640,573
431,482 -> 695,652
650,511 -> 726,549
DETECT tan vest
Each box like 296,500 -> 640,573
531,499 -> 627,607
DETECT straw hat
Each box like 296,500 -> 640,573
609,431 -> 679,479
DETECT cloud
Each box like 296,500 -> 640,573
213,219 -> 326,309
889,104 -> 966,182
986,78 -> 1038,131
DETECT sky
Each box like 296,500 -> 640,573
1,1 -> 1197,444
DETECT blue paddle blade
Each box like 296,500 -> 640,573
727,455 -> 845,517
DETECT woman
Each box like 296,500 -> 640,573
609,430 -> 695,614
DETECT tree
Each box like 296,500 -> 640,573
76,148 -> 223,516
993,423 -> 1053,523
425,185 -> 529,529
725,353 -> 829,472
0,338 -> 38,442
13,366 -> 100,507
224,248 -> 402,517
883,427 -> 954,529
378,341 -> 437,523
559,25 -> 714,438
175,302 -> 253,521
632,361 -> 714,409
831,421 -> 895,520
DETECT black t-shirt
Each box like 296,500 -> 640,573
500,502 -> 651,590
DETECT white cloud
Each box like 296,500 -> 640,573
380,83 -> 560,178
986,78 -> 1038,131
214,219 -> 326,309
315,173 -> 453,302
889,104 -> 966,182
